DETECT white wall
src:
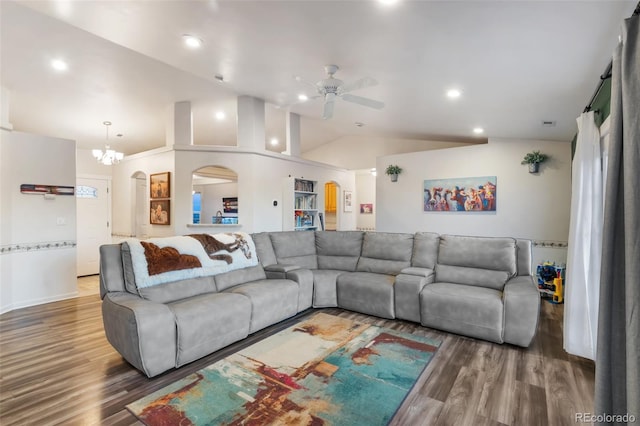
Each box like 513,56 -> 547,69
109,146 -> 356,236
303,135 -> 482,169
111,147 -> 175,238
0,129 -> 77,313
376,138 -> 572,271
355,169 -> 376,230
173,147 -> 356,234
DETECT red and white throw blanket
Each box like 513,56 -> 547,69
126,232 -> 258,288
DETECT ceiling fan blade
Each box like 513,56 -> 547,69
341,93 -> 384,109
323,93 -> 336,119
339,76 -> 378,94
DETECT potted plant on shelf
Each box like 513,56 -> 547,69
521,151 -> 549,173
385,164 -> 403,182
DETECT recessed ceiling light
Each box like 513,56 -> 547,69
51,59 -> 68,71
355,122 -> 365,127
215,111 -> 226,120
473,127 -> 484,135
298,94 -> 309,102
378,0 -> 399,5
270,138 -> 279,146
446,89 -> 461,99
182,34 -> 203,49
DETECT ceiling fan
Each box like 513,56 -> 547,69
297,64 -> 384,120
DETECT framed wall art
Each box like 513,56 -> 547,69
150,199 -> 170,225
223,197 -> 238,213
343,190 -> 353,212
150,172 -> 170,199
360,203 -> 373,214
423,176 -> 497,212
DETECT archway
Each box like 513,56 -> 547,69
324,181 -> 340,231
192,166 -> 239,224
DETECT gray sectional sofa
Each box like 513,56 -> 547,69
99,231 -> 540,377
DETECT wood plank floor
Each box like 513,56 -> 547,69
0,285 -> 594,426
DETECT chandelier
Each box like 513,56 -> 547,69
92,121 -> 124,165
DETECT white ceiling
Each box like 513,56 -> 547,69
1,1 -> 635,158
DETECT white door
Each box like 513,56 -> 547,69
76,177 -> 111,276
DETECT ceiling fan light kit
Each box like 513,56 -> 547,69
303,64 -> 384,120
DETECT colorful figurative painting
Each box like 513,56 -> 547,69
423,176 -> 497,212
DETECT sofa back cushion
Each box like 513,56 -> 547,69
316,231 -> 363,271
436,234 -> 517,290
215,264 -> 267,291
138,276 -> 218,303
270,231 -> 318,269
435,264 -> 510,291
411,232 -> 440,269
516,239 -> 532,276
122,241 -> 219,302
356,232 -> 413,275
252,232 -> 278,266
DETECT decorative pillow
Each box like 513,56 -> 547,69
126,232 -> 258,289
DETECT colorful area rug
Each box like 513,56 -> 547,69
127,312 -> 440,425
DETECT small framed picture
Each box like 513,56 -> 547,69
223,197 -> 238,213
343,190 -> 353,212
360,203 -> 373,214
150,172 -> 170,199
150,200 -> 170,225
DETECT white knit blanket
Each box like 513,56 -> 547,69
126,232 -> 258,288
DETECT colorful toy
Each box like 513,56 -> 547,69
537,261 -> 565,304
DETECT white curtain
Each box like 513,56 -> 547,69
564,111 -> 603,360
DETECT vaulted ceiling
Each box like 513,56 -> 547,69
1,1 -> 634,158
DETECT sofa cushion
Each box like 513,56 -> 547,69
315,231 -> 363,271
311,269 -> 345,307
411,232 -> 440,269
169,292 -> 251,367
228,280 -> 299,333
138,276 -> 217,304
420,283 -> 504,343
435,264 -> 510,291
214,265 -> 267,292
252,232 -> 278,266
437,234 -> 517,276
356,232 -> 413,275
516,239 -> 532,276
337,272 -> 396,319
270,231 -> 318,269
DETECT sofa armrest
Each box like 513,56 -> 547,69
101,292 -> 176,377
284,268 -> 314,311
400,267 -> 435,278
264,263 -> 301,279
502,275 -> 540,347
395,272 -> 435,323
